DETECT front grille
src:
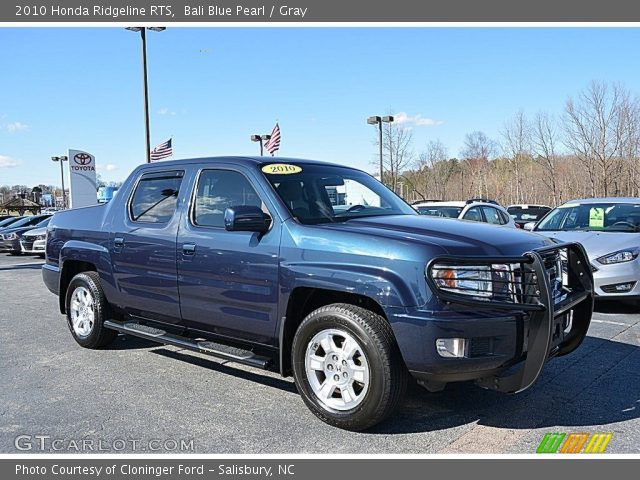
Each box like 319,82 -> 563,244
21,240 -> 34,250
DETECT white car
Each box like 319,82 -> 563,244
533,197 -> 640,300
413,199 -> 518,228
20,226 -> 47,257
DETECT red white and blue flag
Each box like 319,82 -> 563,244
150,138 -> 173,161
264,123 -> 281,156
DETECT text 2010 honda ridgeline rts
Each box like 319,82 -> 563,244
43,157 -> 594,430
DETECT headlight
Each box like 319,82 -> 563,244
429,263 -> 515,300
596,249 -> 639,265
3,233 -> 17,240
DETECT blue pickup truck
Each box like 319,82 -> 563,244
43,157 -> 594,430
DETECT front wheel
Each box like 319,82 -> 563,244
292,303 -> 408,431
65,272 -> 117,349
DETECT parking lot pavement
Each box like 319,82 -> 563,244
0,253 -> 638,454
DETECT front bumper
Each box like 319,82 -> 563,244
393,242 -> 593,393
0,238 -> 20,252
20,238 -> 46,254
592,259 -> 640,298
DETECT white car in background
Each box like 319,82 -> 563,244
533,197 -> 640,300
413,199 -> 518,228
20,226 -> 47,257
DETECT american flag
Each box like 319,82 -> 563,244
150,138 -> 173,161
264,123 -> 281,156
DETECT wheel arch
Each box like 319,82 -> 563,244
58,241 -> 113,314
278,286 -> 389,377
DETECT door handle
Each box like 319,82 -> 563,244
114,237 -> 125,250
182,243 -> 196,255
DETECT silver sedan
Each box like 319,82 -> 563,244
533,197 -> 640,300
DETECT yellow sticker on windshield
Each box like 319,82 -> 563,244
589,207 -> 605,228
261,164 -> 302,175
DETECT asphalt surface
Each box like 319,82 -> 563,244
0,253 -> 638,454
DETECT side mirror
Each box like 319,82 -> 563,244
523,222 -> 535,231
224,206 -> 271,233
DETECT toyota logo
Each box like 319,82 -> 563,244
74,153 -> 92,165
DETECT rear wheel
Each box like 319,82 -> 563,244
292,303 -> 407,431
65,272 -> 116,349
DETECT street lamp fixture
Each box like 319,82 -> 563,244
51,155 -> 68,209
367,115 -> 394,185
126,27 -> 166,163
251,134 -> 272,156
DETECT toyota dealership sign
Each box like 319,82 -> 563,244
68,149 -> 97,208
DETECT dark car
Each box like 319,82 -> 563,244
507,204 -> 552,228
0,215 -> 51,254
42,157 -> 593,431
0,216 -> 24,230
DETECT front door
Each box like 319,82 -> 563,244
177,167 -> 280,344
110,169 -> 185,324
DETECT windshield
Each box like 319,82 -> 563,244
0,217 -> 21,228
262,163 -> 416,225
416,205 -> 462,218
536,202 -> 640,232
4,216 -> 46,229
507,206 -> 550,221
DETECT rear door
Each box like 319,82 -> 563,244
109,169 -> 185,324
176,166 -> 280,344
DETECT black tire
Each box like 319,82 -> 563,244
292,303 -> 408,431
65,271 -> 117,349
9,251 -> 21,256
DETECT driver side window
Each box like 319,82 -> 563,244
193,170 -> 265,228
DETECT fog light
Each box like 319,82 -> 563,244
601,282 -> 636,293
436,338 -> 467,358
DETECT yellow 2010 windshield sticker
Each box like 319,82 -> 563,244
261,164 -> 302,175
589,207 -> 605,228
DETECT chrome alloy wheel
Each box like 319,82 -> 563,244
305,328 -> 370,411
70,286 -> 95,338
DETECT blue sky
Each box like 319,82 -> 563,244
1,27 -> 640,187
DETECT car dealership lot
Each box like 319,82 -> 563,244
0,253 -> 638,454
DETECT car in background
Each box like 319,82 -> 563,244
413,199 -> 517,228
533,198 -> 640,300
0,216 -> 23,230
0,215 -> 51,255
20,225 -> 48,257
507,204 -> 552,229
97,186 -> 119,204
0,215 -> 15,222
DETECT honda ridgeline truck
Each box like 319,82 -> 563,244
43,157 -> 594,430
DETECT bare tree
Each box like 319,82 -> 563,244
378,122 -> 415,192
532,111 -> 562,205
563,81 -> 630,197
461,131 -> 496,198
501,110 -> 531,204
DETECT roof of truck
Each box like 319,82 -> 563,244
138,156 -> 343,169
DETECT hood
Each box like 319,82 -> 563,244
537,230 -> 640,260
22,227 -> 47,237
318,215 -> 554,257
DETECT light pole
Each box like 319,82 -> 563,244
51,156 -> 68,209
251,134 -> 272,156
367,115 -> 394,185
126,26 -> 166,163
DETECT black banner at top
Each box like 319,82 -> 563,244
4,0 -> 640,23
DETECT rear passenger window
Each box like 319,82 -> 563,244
193,170 -> 265,228
463,207 -> 482,222
129,171 -> 183,223
482,207 -> 503,225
